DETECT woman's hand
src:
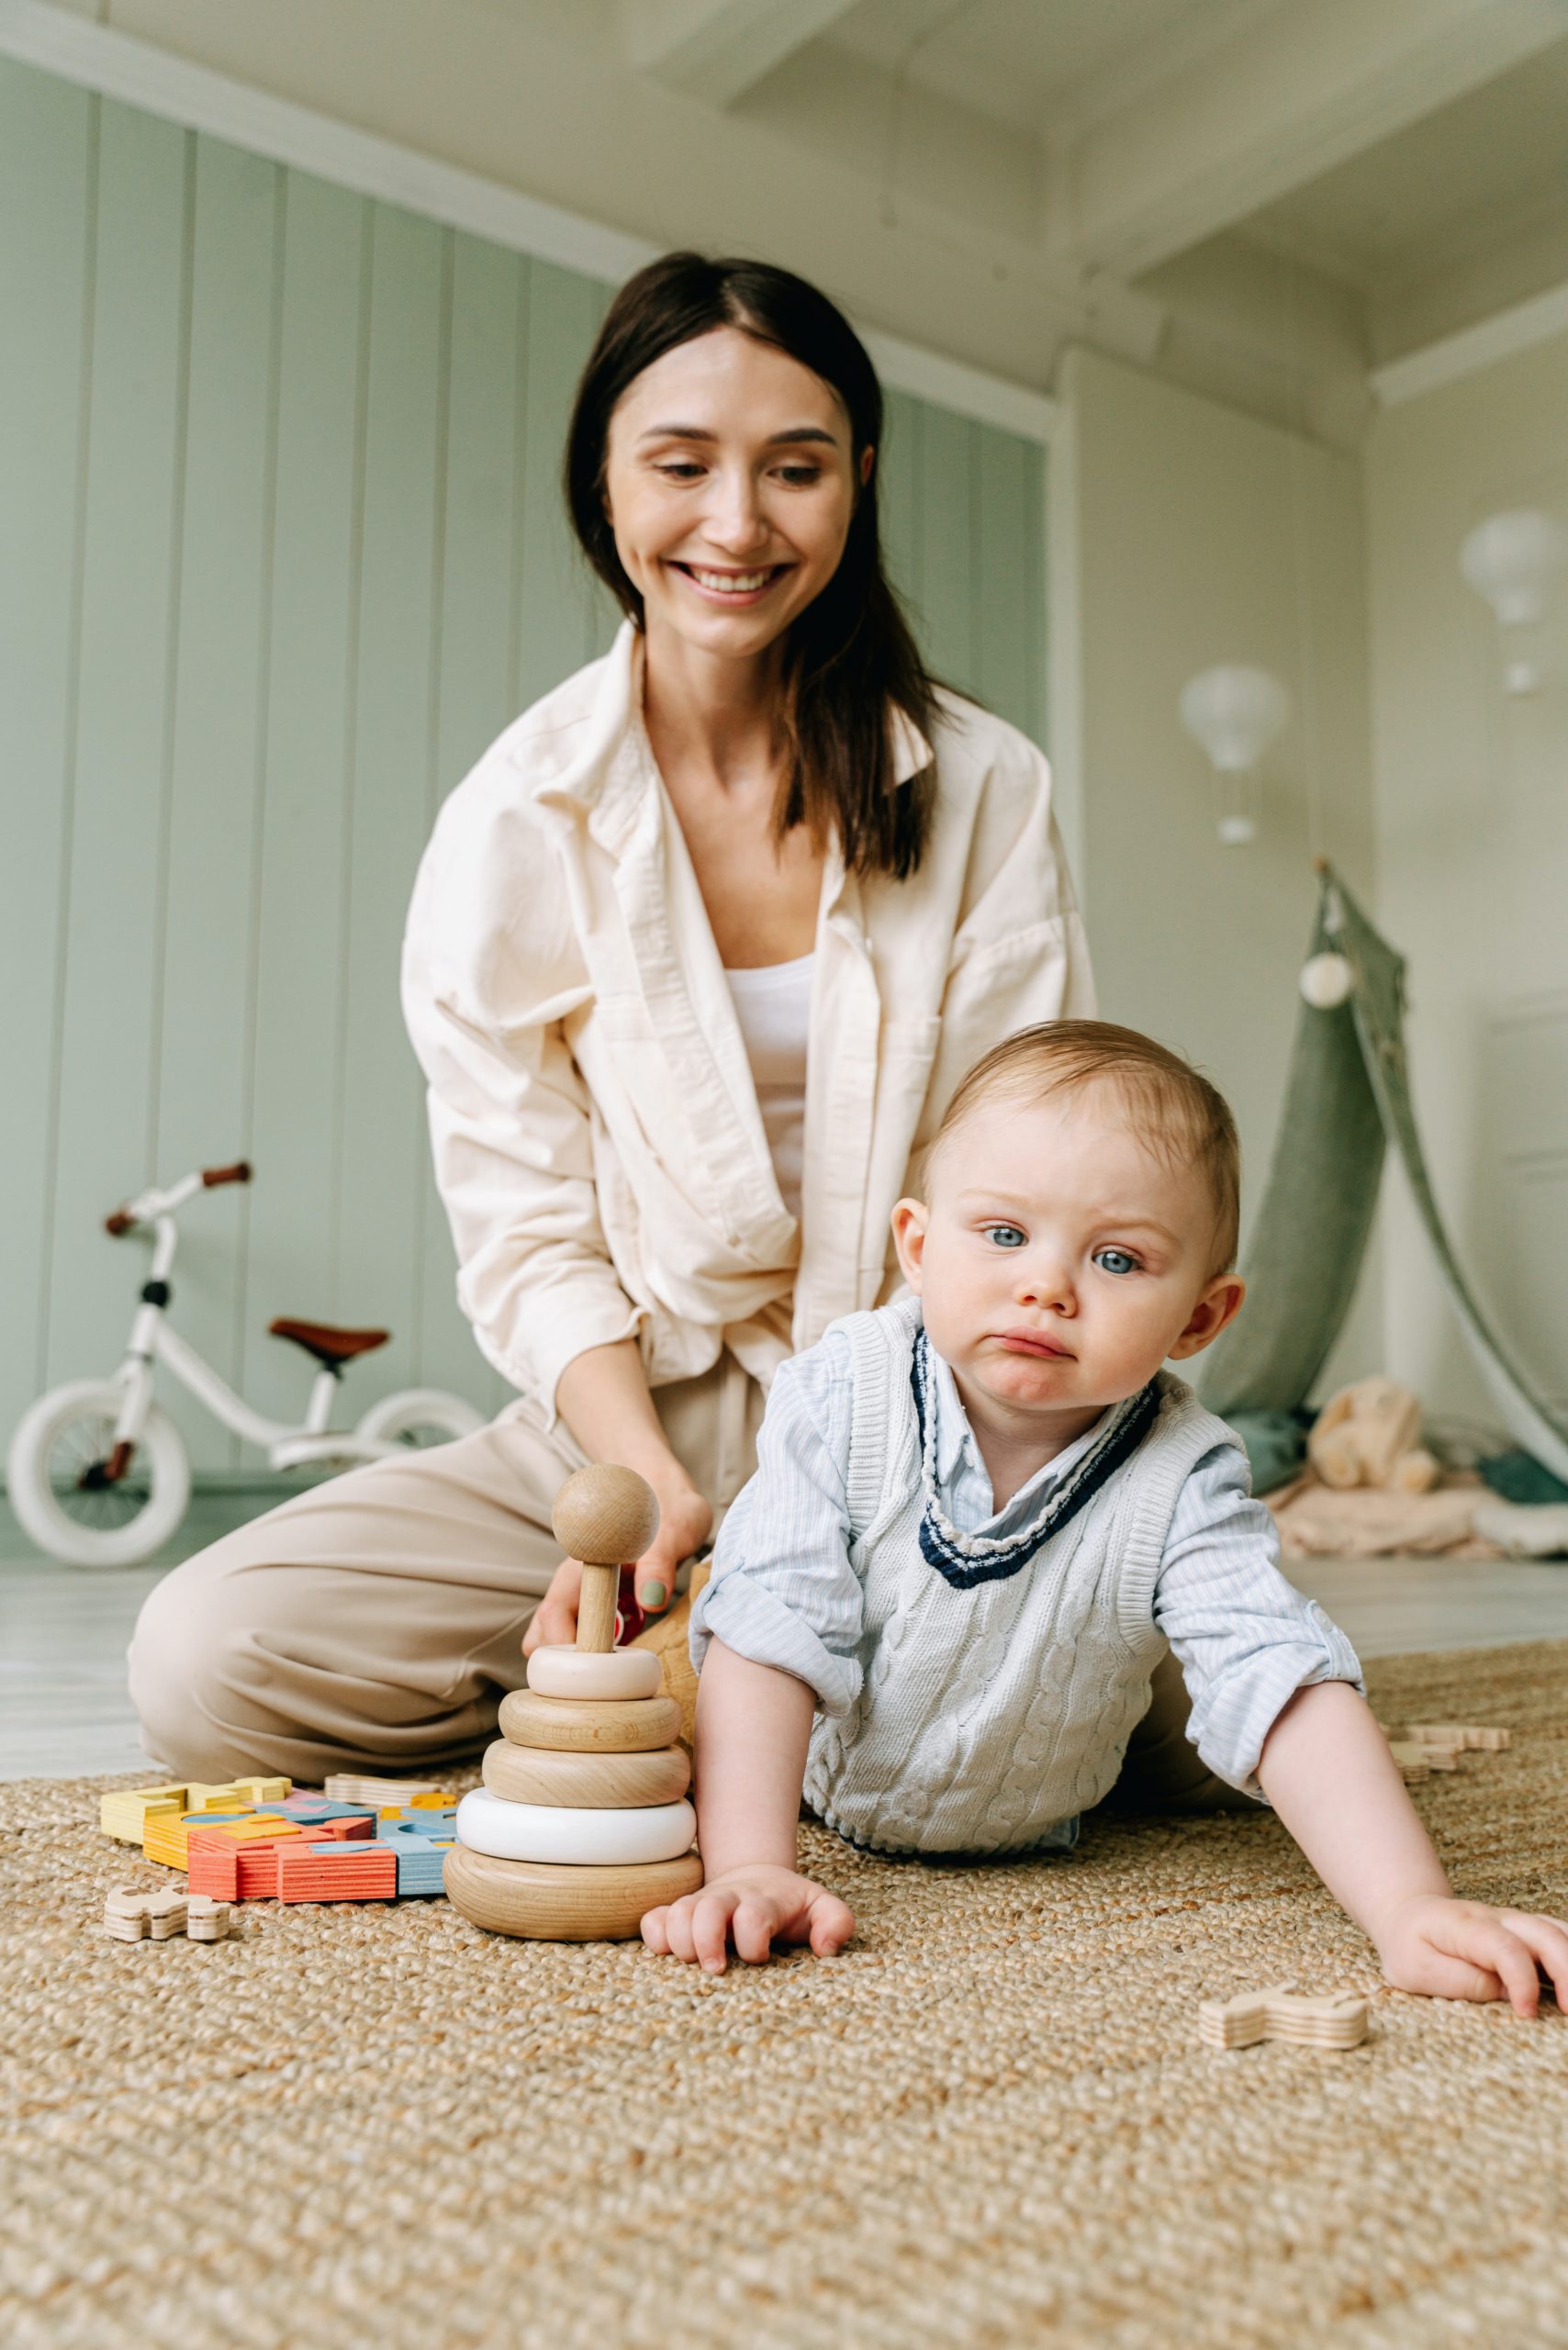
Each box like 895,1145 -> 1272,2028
522,1465 -> 712,1654
640,1864 -> 855,1975
1373,1892 -> 1568,2015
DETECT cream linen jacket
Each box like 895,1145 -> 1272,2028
401,622 -> 1094,1424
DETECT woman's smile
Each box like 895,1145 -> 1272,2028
671,560 -> 792,606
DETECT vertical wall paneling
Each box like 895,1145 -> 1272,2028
0,64 -> 94,1438
915,406 -> 980,700
240,174 -> 368,1431
334,202 -> 448,1402
43,98 -> 192,1401
1,54 -> 1047,1470
419,232 -> 527,1417
513,260 -> 616,712
153,137 -> 282,1473
879,388 -> 923,641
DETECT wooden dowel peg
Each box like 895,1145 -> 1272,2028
551,1464 -> 660,1657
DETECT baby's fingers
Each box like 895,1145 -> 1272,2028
806,1890 -> 856,1957
1496,1911 -> 1568,2013
1441,1914 -> 1543,2016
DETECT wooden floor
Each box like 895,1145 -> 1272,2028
5,1494 -> 1568,1780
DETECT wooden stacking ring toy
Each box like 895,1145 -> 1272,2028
525,1644 -> 662,1701
481,1738 -> 690,1809
443,1461 -> 703,1941
455,1787 -> 696,1867
497,1688 -> 682,1752
444,1843 -> 701,1942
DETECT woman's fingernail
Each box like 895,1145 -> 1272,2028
639,1580 -> 667,1609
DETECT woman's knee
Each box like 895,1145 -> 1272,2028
127,1540 -> 306,1779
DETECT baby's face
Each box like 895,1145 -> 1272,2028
892,1084 -> 1244,1427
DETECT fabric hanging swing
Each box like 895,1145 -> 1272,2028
1198,862 -> 1568,1486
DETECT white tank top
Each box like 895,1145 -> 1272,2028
723,953 -> 813,1222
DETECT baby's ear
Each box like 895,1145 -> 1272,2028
890,1198 -> 929,1293
1168,1273 -> 1246,1360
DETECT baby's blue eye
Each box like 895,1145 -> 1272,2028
982,1224 -> 1025,1249
1094,1248 -> 1139,1277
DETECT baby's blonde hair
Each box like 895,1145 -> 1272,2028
927,1021 -> 1241,1276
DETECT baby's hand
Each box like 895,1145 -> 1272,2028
641,1864 -> 855,1975
1375,1893 -> 1568,2015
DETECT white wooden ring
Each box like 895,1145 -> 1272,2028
455,1787 -> 696,1867
525,1644 -> 662,1701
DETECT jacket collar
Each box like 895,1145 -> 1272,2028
521,621 -> 934,859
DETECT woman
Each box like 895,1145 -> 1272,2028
129,252 -> 1094,1783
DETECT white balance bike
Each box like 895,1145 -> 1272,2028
6,1159 -> 485,1567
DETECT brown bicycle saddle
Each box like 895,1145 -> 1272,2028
268,1317 -> 390,1367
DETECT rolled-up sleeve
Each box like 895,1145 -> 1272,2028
689,1336 -> 865,1716
1155,1444 -> 1363,1797
401,797 -> 644,1423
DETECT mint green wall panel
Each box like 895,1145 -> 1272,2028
239,175 -> 368,1433
44,100 -> 191,1405
2,53 -> 1046,1471
417,230 -> 527,1419
336,201 -> 447,1402
0,66 -> 94,1444
153,137 -> 283,1474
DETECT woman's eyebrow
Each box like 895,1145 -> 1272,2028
635,423 -> 840,446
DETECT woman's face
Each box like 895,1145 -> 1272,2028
602,324 -> 868,663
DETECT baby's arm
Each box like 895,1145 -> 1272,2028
639,1639 -> 855,1974
1259,1681 -> 1568,2014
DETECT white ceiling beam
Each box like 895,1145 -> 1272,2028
1065,0 -> 1568,279
619,0 -> 857,108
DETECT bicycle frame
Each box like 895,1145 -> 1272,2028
109,1191 -> 352,1464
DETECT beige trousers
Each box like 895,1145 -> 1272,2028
128,1351 -> 1232,1813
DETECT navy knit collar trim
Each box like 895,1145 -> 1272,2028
909,1326 -> 1159,1591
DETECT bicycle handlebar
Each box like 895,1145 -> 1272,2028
105,1160 -> 252,1235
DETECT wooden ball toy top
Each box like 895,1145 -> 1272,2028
552,1463 -> 659,1567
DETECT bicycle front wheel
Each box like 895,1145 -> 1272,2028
6,1381 -> 192,1566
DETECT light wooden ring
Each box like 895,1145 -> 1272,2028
443,1841 -> 703,1942
456,1787 -> 696,1867
498,1687 -> 681,1753
526,1644 -> 662,1701
482,1739 -> 689,1809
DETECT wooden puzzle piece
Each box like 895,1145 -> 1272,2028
1199,1985 -> 1369,2052
142,1807 -> 256,1869
1406,1723 -> 1512,1751
321,1774 -> 453,1807
185,1895 -> 232,1942
1384,1741 -> 1431,1781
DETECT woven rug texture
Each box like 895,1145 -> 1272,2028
5,1639 -> 1567,2350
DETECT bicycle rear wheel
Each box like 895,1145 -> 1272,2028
6,1381 -> 191,1566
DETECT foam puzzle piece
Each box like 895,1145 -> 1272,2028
1199,1985 -> 1370,2053
375,1820 -> 454,1896
274,1840 -> 398,1903
99,1785 -> 190,1843
142,1808 -> 257,1869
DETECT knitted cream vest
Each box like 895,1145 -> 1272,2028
801,1295 -> 1239,1856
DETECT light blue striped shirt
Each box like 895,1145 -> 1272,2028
692,1326 -> 1362,1798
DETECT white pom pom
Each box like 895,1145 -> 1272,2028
1300,951 -> 1353,1009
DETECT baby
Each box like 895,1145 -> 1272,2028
644,1020 -> 1568,2012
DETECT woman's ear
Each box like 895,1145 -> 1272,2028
859,444 -> 876,488
1167,1274 -> 1246,1360
890,1197 -> 928,1293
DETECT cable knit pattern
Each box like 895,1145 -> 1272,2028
802,1296 -> 1242,1855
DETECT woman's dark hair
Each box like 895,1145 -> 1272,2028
566,252 -> 937,880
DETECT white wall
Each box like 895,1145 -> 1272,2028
1366,329 -> 1568,1432
1053,345 -> 1383,1391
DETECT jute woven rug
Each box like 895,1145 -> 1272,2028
5,1639 -> 1567,2350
